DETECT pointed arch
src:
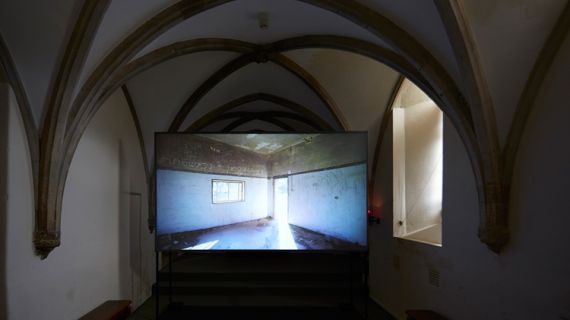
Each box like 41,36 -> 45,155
36,0 -> 111,258
0,33 -> 39,200
121,85 -> 150,181
36,0 -> 509,256
206,111 -> 323,131
503,2 -> 570,187
186,93 -> 333,132
435,0 -> 505,251
168,51 -> 345,132
222,117 -> 295,132
370,75 -> 405,187
59,33 -> 479,255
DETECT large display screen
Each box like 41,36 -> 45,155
155,133 -> 368,251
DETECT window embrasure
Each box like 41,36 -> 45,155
393,80 -> 443,247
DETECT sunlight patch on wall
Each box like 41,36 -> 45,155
393,80 -> 442,246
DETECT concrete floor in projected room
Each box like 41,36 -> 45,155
158,218 -> 365,251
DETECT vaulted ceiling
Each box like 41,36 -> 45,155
1,0 -> 564,152
1,0 -> 567,257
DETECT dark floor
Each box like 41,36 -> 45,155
128,250 -> 388,320
289,224 -> 364,250
160,305 -> 363,320
158,218 -> 365,251
127,296 -> 395,320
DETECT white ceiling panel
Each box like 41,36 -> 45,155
233,119 -> 292,132
231,100 -> 296,113
76,0 -> 179,100
463,0 -> 567,146
134,0 -> 389,60
181,61 -> 339,130
285,48 -> 401,165
201,118 -> 244,132
0,0 -> 78,126
126,51 -> 241,167
359,0 -> 461,86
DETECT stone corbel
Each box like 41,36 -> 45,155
34,0 -> 111,258
478,182 -> 509,253
33,231 -> 61,259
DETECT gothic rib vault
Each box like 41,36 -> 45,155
1,0 -> 567,258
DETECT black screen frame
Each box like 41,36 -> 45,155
154,131 -> 369,254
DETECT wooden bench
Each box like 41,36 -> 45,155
406,309 -> 448,320
79,300 -> 131,320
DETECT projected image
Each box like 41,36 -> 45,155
156,133 -> 367,251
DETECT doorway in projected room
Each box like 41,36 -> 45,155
274,177 -> 288,222
274,177 -> 297,249
155,133 -> 368,251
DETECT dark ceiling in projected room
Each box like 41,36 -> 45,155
198,133 -> 320,155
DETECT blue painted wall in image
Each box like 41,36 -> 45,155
157,169 -> 270,235
288,164 -> 367,245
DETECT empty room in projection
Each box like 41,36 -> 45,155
156,133 -> 367,251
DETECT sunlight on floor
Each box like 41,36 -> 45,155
277,219 -> 297,249
183,240 -> 219,250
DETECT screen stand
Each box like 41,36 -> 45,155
155,251 -> 175,319
155,251 -> 159,319
349,253 -> 353,306
348,252 -> 370,320
364,252 -> 369,320
168,251 -> 173,306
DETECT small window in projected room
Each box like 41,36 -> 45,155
392,79 -> 443,247
212,180 -> 245,203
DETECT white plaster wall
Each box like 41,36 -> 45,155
288,164 -> 367,246
369,33 -> 570,319
4,89 -> 154,319
285,48 -> 401,168
156,169 -> 270,235
0,80 -> 10,320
